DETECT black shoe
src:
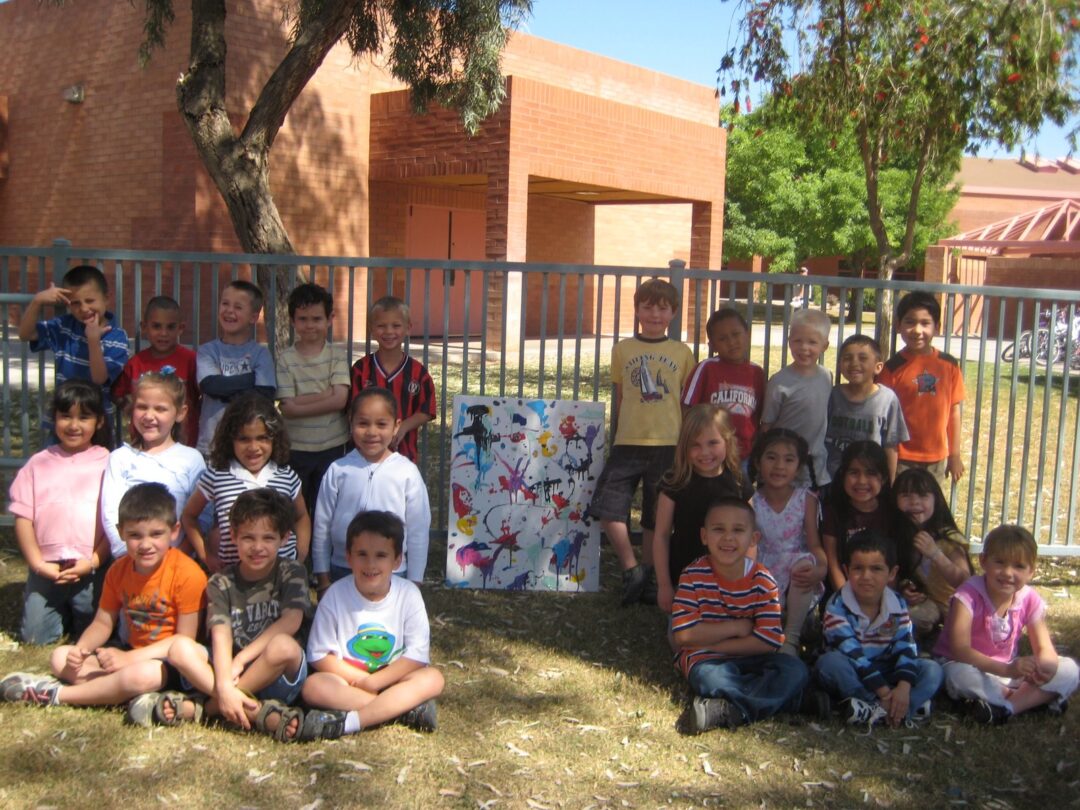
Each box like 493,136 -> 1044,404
639,566 -> 657,605
1048,697 -> 1069,717
620,565 -> 647,606
678,696 -> 745,734
799,687 -> 832,721
397,699 -> 437,732
965,699 -> 1010,725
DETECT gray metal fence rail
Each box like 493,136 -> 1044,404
3,242 -> 1080,554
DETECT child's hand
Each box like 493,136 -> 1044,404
231,658 -> 247,683
390,427 -> 404,451
789,559 -> 820,589
66,647 -> 90,671
33,284 -> 71,308
912,531 -> 938,559
94,646 -> 129,673
1027,659 -> 1056,686
884,683 -> 910,728
55,558 -> 93,584
1008,656 -> 1038,680
83,315 -> 111,342
217,683 -> 257,729
35,562 -> 62,582
946,453 -> 964,482
900,581 -> 926,605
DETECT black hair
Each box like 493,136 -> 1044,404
52,379 -> 110,448
230,488 -> 296,537
224,279 -> 264,314
896,291 -> 941,328
749,427 -> 818,490
892,468 -> 968,583
61,264 -> 108,295
288,283 -> 333,318
839,333 -> 882,359
348,386 -> 398,422
828,440 -> 893,533
208,392 -> 290,471
703,495 -> 756,525
706,307 -> 749,337
118,482 -> 177,528
143,295 -> 180,318
346,509 -> 405,556
843,528 -> 896,568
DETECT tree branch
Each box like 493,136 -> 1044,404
242,0 -> 363,153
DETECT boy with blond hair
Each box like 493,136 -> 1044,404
760,308 -> 833,487
350,296 -> 435,463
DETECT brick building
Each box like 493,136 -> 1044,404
0,0 -> 726,339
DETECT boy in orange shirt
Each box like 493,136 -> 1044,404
1,483 -> 206,707
878,292 -> 965,485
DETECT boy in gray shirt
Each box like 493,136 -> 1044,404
761,308 -> 833,488
824,335 -> 908,481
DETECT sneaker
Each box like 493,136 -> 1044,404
679,696 -> 745,734
1,673 -> 59,704
841,697 -> 887,726
396,699 -> 438,733
966,699 -> 1010,725
1048,697 -> 1070,717
620,565 -> 647,607
904,700 -> 933,728
298,708 -> 348,741
799,687 -> 832,721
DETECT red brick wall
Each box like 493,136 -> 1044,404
526,196 -> 595,334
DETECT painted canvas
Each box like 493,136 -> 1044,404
446,395 -> 606,592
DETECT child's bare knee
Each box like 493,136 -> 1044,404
413,665 -> 445,698
264,634 -> 302,667
118,660 -> 167,694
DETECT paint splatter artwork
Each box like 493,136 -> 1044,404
446,395 -> 606,592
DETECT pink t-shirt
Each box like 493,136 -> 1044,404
681,357 -> 765,459
933,575 -> 1045,663
8,445 -> 110,562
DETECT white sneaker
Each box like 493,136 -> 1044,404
905,700 -> 932,728
842,697 -> 887,726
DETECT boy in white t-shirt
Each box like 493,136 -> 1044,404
302,510 -> 444,735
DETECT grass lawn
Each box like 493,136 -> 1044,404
0,532 -> 1078,810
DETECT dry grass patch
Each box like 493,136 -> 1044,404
0,539 -> 1079,809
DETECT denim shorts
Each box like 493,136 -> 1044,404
587,444 -> 675,530
255,651 -> 308,705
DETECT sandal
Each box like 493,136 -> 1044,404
298,708 -> 347,742
255,698 -> 305,742
153,690 -> 205,726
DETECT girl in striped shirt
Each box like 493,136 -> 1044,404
181,393 -> 310,571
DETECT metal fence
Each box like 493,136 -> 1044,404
3,241 -> 1080,554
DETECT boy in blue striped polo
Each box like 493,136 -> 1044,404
814,529 -> 943,727
18,264 -> 129,446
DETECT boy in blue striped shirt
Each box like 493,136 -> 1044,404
19,264 -> 129,446
815,529 -> 943,727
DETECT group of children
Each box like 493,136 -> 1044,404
4,267 -> 441,739
590,279 -> 1077,733
3,266 -> 1076,740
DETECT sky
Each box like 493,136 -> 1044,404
523,0 -> 1077,159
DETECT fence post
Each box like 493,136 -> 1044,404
50,238 -> 71,284
668,258 -> 686,340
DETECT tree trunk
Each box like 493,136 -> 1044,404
176,0 -> 358,352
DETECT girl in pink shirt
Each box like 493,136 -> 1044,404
8,381 -> 111,644
935,524 -> 1078,723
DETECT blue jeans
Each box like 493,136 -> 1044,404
814,650 -> 944,718
21,569 -> 96,645
688,653 -> 809,723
